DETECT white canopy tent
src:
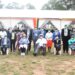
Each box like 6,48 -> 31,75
0,9 -> 75,18
0,9 -> 75,30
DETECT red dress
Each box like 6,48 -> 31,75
47,40 -> 53,47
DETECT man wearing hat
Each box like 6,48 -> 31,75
33,34 -> 47,56
61,25 -> 71,53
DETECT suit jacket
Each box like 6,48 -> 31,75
27,29 -> 33,41
32,29 -> 41,41
54,39 -> 61,48
53,31 -> 60,42
61,29 -> 71,41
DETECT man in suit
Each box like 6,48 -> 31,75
11,30 -> 16,52
32,29 -> 41,53
61,25 -> 71,53
53,29 -> 61,55
27,29 -> 33,54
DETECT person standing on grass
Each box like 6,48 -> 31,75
0,29 -> 2,47
1,29 -> 7,39
68,35 -> 75,55
1,35 -> 10,55
45,30 -> 53,52
15,30 -> 22,51
32,29 -> 41,52
27,29 -> 33,54
53,29 -> 61,55
53,36 -> 61,55
40,28 -> 46,38
11,30 -> 16,52
61,25 -> 71,54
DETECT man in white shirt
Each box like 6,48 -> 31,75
34,34 -> 47,56
1,30 -> 7,38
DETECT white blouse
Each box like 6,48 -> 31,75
45,32 -> 53,40
64,28 -> 68,36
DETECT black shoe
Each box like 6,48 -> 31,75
42,53 -> 46,56
33,53 -> 37,56
56,53 -> 59,55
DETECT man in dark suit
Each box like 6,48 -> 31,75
11,30 -> 16,52
61,25 -> 71,53
27,29 -> 33,54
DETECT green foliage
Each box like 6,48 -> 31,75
42,0 -> 75,10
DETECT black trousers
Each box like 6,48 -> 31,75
56,47 -> 60,55
1,46 -> 7,55
20,47 -> 26,53
11,39 -> 15,52
63,40 -> 68,53
33,40 -> 37,52
0,39 -> 1,46
27,40 -> 32,53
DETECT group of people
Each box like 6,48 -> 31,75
0,25 -> 73,56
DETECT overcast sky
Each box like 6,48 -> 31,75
1,0 -> 49,9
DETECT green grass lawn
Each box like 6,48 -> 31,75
0,50 -> 75,75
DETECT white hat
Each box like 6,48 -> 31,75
39,34 -> 43,37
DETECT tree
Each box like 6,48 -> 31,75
5,2 -> 24,9
42,3 -> 51,10
58,0 -> 75,10
42,0 -> 65,10
42,0 -> 75,10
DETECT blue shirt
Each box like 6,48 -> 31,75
19,37 -> 29,45
32,29 -> 40,41
1,37 -> 10,48
40,29 -> 46,38
53,31 -> 60,41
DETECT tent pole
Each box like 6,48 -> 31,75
10,17 -> 11,29
60,19 -> 62,31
